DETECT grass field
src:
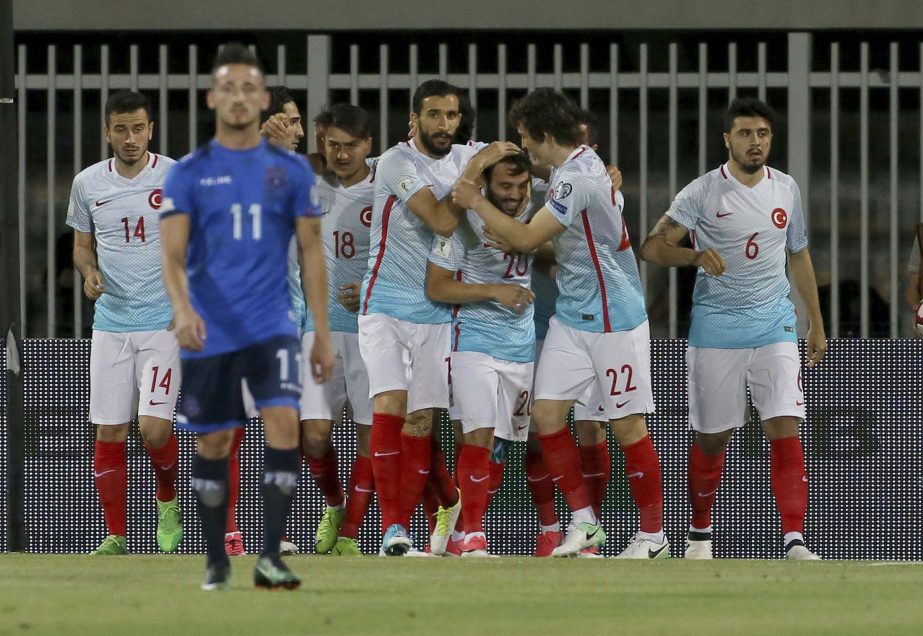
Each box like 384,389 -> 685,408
1,555 -> 922,635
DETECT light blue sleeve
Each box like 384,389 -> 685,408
666,175 -> 708,230
545,165 -> 590,228
785,179 -> 809,252
378,150 -> 427,205
65,176 -> 91,232
427,233 -> 464,272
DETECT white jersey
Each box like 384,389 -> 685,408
545,145 -> 646,334
360,140 -> 484,324
429,210 -> 535,363
66,153 -> 176,332
291,168 -> 375,334
667,162 -> 808,349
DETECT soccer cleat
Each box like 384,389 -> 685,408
578,545 -> 604,559
225,531 -> 246,556
315,506 -> 346,554
201,563 -> 231,591
534,530 -> 562,557
331,537 -> 361,556
460,533 -> 489,558
254,555 -> 301,590
155,498 -> 183,553
685,530 -> 713,560
616,533 -> 671,559
430,489 -> 462,556
280,535 -> 300,556
552,522 -> 606,557
381,523 -> 412,556
445,536 -> 463,557
91,535 -> 129,556
785,539 -> 821,561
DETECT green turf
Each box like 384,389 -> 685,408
1,555 -> 921,635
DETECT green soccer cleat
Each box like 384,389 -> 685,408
331,536 -> 362,556
91,535 -> 129,556
314,505 -> 346,554
254,555 -> 301,590
156,498 -> 184,553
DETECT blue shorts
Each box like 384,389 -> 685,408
176,334 -> 302,433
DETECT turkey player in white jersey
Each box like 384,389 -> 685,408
454,89 -> 668,559
66,91 -> 183,556
640,97 -> 827,561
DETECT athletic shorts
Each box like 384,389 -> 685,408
176,334 -> 301,433
357,313 -> 450,413
535,338 -> 607,424
448,350 -> 534,442
687,341 -> 805,433
534,317 -> 655,419
299,331 -> 372,425
89,329 -> 180,424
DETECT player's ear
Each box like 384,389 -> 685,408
104,125 -> 111,144
261,88 -> 270,112
206,89 -> 216,110
723,132 -> 730,149
148,120 -> 155,142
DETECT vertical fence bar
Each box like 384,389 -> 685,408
468,43 -> 477,140
527,43 -> 536,92
276,44 -> 286,86
668,42 -> 678,338
409,43 -> 418,109
379,43 -> 388,153
553,43 -> 562,92
438,43 -> 448,81
757,42 -> 767,102
129,44 -> 138,92
830,43 -> 840,339
608,43 -> 618,166
73,45 -> 83,338
698,43 -> 707,176
349,44 -> 359,106
17,45 -> 26,334
187,44 -> 197,153
860,42 -> 869,338
100,45 -> 109,160
787,33 -> 812,336
639,43 -> 649,292
158,45 -> 168,155
889,42 -> 899,338
728,42 -> 737,101
920,43 -> 923,226
579,43 -> 589,109
307,35 -> 330,152
497,43 -> 506,141
46,45 -> 56,338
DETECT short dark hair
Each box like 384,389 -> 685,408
484,151 -> 532,184
508,89 -> 583,148
319,103 -> 372,140
724,97 -> 775,133
580,109 -> 600,148
455,93 -> 476,144
104,91 -> 150,126
264,86 -> 296,120
412,79 -> 461,115
211,42 -> 264,76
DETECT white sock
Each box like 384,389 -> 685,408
571,507 -> 596,526
784,531 -> 804,548
540,522 -> 561,533
638,530 -> 665,544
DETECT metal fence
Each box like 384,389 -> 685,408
12,31 -> 923,339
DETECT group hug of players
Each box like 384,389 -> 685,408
68,42 -> 827,589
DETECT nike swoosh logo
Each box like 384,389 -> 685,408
418,469 -> 431,476
355,486 -> 375,493
551,475 -> 563,482
597,405 -> 605,413
697,488 -> 718,497
95,199 -> 112,207
94,469 -> 117,478
526,475 -> 549,482
585,526 -> 600,540
469,475 -> 488,483
582,472 -> 605,478
716,211 -> 733,218
615,400 -> 631,409
626,471 -> 644,479
517,424 -> 528,430
795,401 -> 805,406
802,476 -> 809,483
149,400 -> 166,406
159,463 -> 176,472
374,451 -> 399,457
648,543 -> 668,558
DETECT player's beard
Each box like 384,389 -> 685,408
417,129 -> 453,158
732,147 -> 767,174
114,146 -> 144,166
488,192 -> 524,216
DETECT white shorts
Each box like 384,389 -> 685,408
687,341 -> 805,434
534,317 -> 655,419
448,350 -> 534,442
535,338 -> 607,424
299,331 -> 373,425
89,329 -> 180,424
357,313 -> 450,413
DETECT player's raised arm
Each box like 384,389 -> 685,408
640,214 -> 726,276
297,215 -> 335,383
160,213 -> 206,351
787,247 -> 827,368
73,230 -> 105,300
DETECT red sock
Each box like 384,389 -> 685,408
340,455 -> 374,539
525,450 -> 558,527
430,447 -> 459,508
770,436 -> 808,536
145,433 -> 179,502
398,433 -> 432,527
226,426 -> 245,534
485,460 -> 505,509
538,427 -> 592,513
579,441 -> 611,518
306,447 -> 345,508
94,439 -> 127,537
422,480 -> 440,535
688,443 -> 726,529
457,445 -> 490,535
370,413 -> 404,531
621,435 -> 664,534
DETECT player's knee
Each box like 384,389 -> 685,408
609,413 -> 648,446
761,416 -> 800,441
531,402 -> 565,435
138,417 -> 172,448
694,430 -> 733,455
301,421 -> 333,458
96,423 -> 129,442
491,437 -> 512,464
575,420 -> 606,445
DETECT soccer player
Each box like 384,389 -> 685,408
358,79 -> 518,556
453,88 -> 667,559
639,97 -> 826,560
426,151 -> 536,557
67,90 -> 183,556
160,43 -> 333,590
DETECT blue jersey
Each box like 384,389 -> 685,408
667,163 -> 808,349
66,153 -> 176,332
429,211 -> 535,363
161,139 -> 322,357
545,145 -> 647,334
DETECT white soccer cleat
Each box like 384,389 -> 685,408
280,536 -> 300,556
551,521 -> 606,558
430,489 -> 462,556
616,533 -> 671,559
684,539 -> 713,560
785,541 -> 821,561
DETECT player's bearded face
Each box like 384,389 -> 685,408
412,95 -> 461,158
324,126 -> 372,181
105,109 -> 152,167
725,116 -> 772,174
487,163 -> 531,216
209,64 -> 268,130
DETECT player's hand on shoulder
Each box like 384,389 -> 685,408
173,306 -> 207,352
337,282 -> 362,313
806,325 -> 827,369
260,113 -> 290,144
693,248 -> 726,276
452,178 -> 482,210
82,269 -> 106,300
310,334 -> 335,384
474,141 -> 521,171
491,284 -> 535,315
607,164 -> 623,190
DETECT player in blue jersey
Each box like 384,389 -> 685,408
454,89 -> 667,558
427,151 -> 536,556
67,90 -> 183,556
160,43 -> 333,590
640,98 -> 826,561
